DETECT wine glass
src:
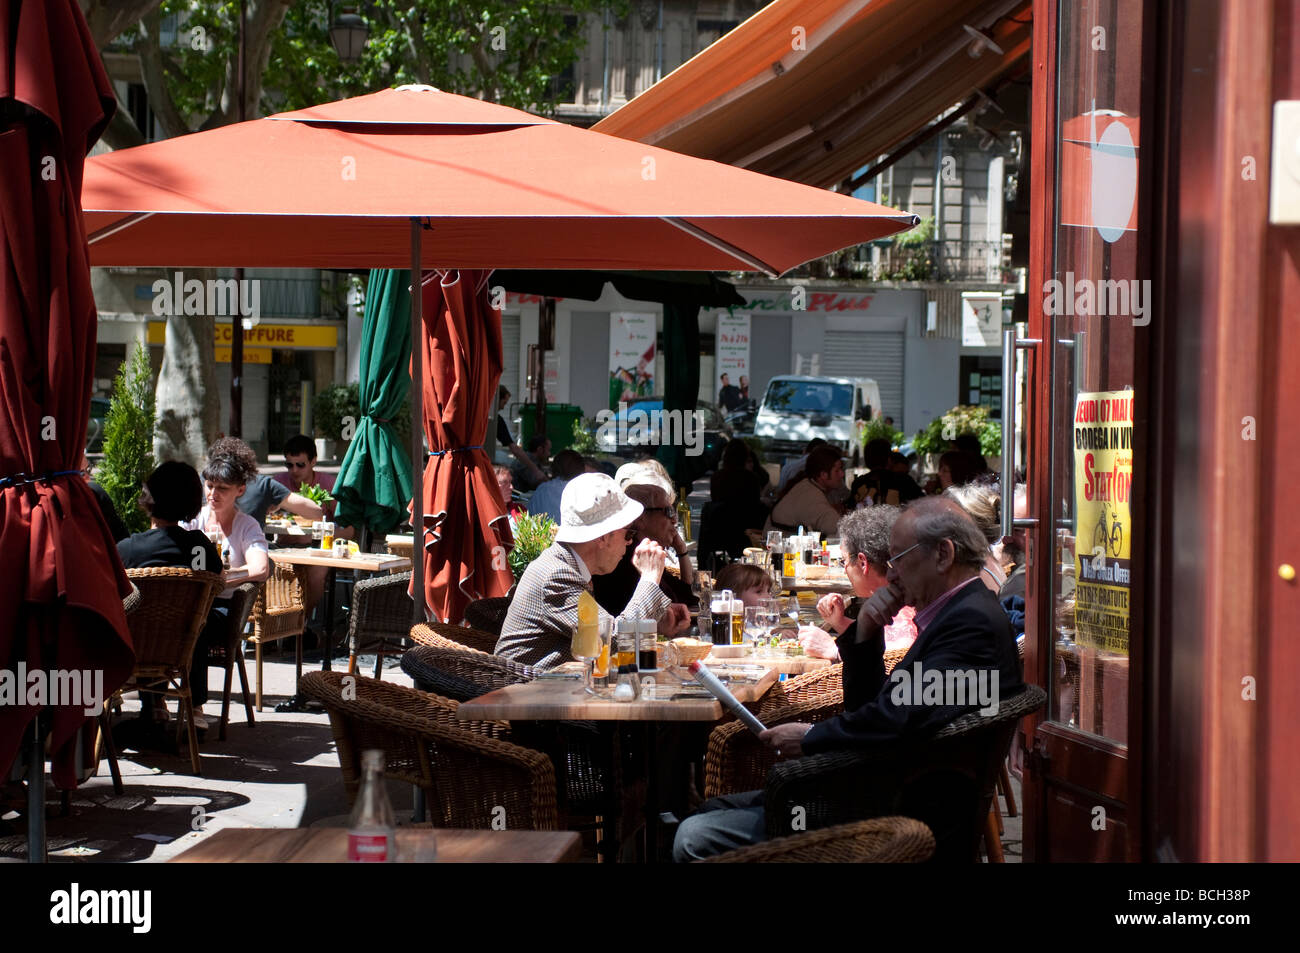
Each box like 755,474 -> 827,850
570,621 -> 603,695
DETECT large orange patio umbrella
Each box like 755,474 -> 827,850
81,85 -> 918,622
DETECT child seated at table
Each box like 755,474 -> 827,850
713,563 -> 774,607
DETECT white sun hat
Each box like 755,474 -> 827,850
614,461 -> 673,497
554,472 -> 644,544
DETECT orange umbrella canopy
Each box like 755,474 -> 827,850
82,86 -> 917,276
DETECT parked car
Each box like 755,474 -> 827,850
85,397 -> 110,453
723,398 -> 758,437
595,397 -> 730,470
753,375 -> 882,466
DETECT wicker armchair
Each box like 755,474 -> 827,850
112,568 -> 225,775
409,622 -> 497,655
346,570 -> 414,679
762,685 -> 1046,861
399,644 -> 536,702
248,562 -> 306,710
300,672 -> 558,830
754,665 -> 843,721
702,816 -> 935,863
211,582 -> 259,740
706,692 -> 846,799
462,596 -> 511,636
399,644 -> 607,820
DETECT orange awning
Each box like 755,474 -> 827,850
81,86 -> 918,277
593,0 -> 1032,189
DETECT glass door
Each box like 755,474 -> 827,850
1024,0 -> 1151,862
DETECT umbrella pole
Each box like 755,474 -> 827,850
409,218 -> 426,625
26,715 -> 46,863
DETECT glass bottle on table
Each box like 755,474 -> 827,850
676,487 -> 693,542
348,749 -> 397,862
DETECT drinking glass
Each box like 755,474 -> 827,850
756,607 -> 779,658
744,606 -> 765,656
766,530 -> 783,556
570,621 -> 603,695
589,621 -> 614,695
781,596 -> 801,637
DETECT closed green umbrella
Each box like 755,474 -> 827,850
334,268 -> 413,537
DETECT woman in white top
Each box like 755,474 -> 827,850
179,438 -> 272,728
182,437 -> 271,598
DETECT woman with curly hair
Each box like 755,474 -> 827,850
180,438 -> 272,729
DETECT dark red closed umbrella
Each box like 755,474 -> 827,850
0,0 -> 134,789
414,270 -> 514,622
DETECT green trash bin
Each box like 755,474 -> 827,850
518,403 -> 585,453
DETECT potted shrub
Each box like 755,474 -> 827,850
313,383 -> 360,461
98,342 -> 157,535
912,405 -> 1003,474
508,512 -> 558,581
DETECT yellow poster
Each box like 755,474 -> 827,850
1072,389 -> 1134,655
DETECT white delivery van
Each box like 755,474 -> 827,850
753,375 -> 882,465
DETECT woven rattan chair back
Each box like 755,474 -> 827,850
409,622 -> 497,654
212,582 -> 260,739
462,596 -> 511,636
123,568 -> 224,676
763,684 -> 1047,860
248,562 -> 306,709
705,691 -> 846,799
402,644 -> 534,697
755,665 -> 843,721
347,570 -> 414,678
703,816 -> 935,863
300,672 -> 557,830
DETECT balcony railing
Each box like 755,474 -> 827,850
791,239 -> 1013,284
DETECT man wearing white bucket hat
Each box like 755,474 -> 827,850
496,473 -> 692,669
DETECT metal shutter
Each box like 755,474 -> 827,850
501,312 -> 521,398
821,331 -> 905,422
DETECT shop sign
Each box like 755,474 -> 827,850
148,321 -> 338,350
608,312 -> 655,409
717,312 -> 750,380
961,292 -> 1003,346
1072,389 -> 1134,655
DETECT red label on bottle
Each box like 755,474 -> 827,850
348,833 -> 390,862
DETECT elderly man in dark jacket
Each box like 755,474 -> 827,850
673,497 -> 1024,861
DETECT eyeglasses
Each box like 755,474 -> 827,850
287,461 -> 311,469
886,540 -> 926,570
644,506 -> 676,520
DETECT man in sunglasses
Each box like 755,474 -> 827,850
674,496 -> 1024,861
275,434 -> 336,499
592,464 -> 697,616
496,473 -> 692,670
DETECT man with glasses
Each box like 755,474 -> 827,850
673,497 -> 1024,861
496,473 -> 692,670
592,465 -> 697,615
275,434 -> 335,498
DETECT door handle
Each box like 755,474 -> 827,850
1000,330 -> 1041,537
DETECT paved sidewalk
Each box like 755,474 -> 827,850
0,653 -> 415,863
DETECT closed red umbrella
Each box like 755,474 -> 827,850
0,0 -> 134,796
415,271 -> 513,622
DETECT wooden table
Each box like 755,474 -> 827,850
704,650 -> 831,675
264,519 -> 310,538
459,666 -> 777,722
460,667 -> 777,862
267,550 -> 412,698
785,573 -> 854,595
169,827 -> 581,863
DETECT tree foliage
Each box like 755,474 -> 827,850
98,342 -> 157,534
98,0 -> 627,146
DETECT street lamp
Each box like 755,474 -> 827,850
330,10 -> 369,64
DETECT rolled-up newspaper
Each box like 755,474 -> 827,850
688,661 -> 768,736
